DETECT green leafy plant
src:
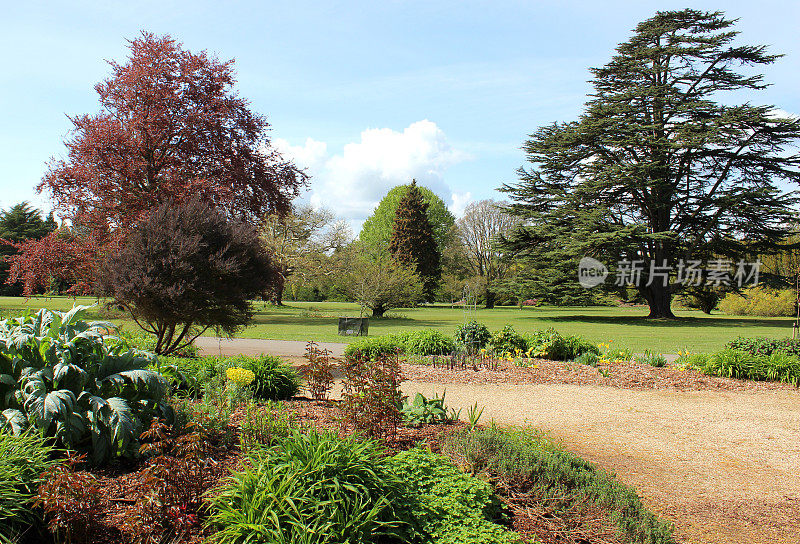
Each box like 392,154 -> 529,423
698,349 -> 800,385
574,351 -> 599,366
0,432 -> 59,543
0,307 -> 173,464
443,427 -> 675,544
395,330 -> 455,355
636,350 -> 667,368
339,355 -> 403,440
237,355 -> 301,401
343,336 -> 403,360
466,402 -> 484,431
524,329 -> 598,361
401,392 -> 452,427
719,286 -> 796,316
206,431 -> 412,544
454,320 -> 491,353
239,400 -> 298,452
489,325 -> 527,356
726,336 -> 800,357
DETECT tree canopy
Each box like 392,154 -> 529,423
388,181 -> 441,300
359,182 -> 455,253
502,9 -> 800,318
7,32 -> 304,296
0,203 -> 57,295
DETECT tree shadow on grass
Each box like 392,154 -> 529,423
534,314 -> 793,329
248,314 -> 442,328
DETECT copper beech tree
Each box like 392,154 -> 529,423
5,31 -> 305,295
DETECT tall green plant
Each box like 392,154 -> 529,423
0,307 -> 172,464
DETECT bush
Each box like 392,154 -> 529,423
401,392 -> 454,427
443,427 -> 675,544
489,325 -> 527,356
344,336 -> 403,360
454,320 -> 491,353
0,432 -> 59,542
389,448 -> 520,544
339,355 -> 403,440
525,329 -> 598,361
206,431 -> 412,544
726,336 -> 800,357
697,349 -> 800,385
395,330 -> 455,355
0,307 -> 172,464
235,355 -> 301,401
718,286 -> 795,316
303,342 -> 334,401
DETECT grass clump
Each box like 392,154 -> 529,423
443,427 -> 675,544
696,349 -> 800,385
0,432 -> 59,543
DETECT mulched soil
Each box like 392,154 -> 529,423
43,397 -> 632,544
400,359 -> 798,392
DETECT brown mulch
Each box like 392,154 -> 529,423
400,359 -> 799,392
48,398 -> 631,544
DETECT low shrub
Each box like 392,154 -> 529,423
525,329 -> 598,361
234,355 -> 301,401
395,330 -> 455,355
574,351 -> 599,366
344,336 -> 403,360
303,342 -> 334,400
339,355 -> 403,440
206,431 -> 412,544
0,432 -> 59,543
443,427 -> 675,544
719,286 -> 795,317
389,448 -> 520,544
489,325 -> 527,356
697,349 -> 800,385
455,320 -> 492,353
726,336 -> 800,357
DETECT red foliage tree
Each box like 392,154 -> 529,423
7,31 -> 305,295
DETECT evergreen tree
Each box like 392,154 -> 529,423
0,203 -> 57,295
388,180 -> 441,300
502,9 -> 800,318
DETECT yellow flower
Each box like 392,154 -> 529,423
226,367 -> 255,387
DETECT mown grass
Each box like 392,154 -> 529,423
0,296 -> 794,353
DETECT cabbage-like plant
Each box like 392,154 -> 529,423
0,306 -> 172,464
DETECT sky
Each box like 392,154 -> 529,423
1,0 -> 798,231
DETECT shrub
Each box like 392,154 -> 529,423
395,330 -> 455,355
105,197 -> 277,355
698,349 -> 800,385
206,431 -> 412,544
719,286 -> 795,317
344,336 -> 403,360
635,350 -> 667,367
303,342 -> 334,400
574,351 -> 599,366
525,329 -> 598,361
489,325 -> 527,356
0,307 -> 172,464
454,320 -> 491,353
726,336 -> 800,357
443,427 -> 675,544
339,355 -> 403,440
389,448 -> 520,544
0,432 -> 59,542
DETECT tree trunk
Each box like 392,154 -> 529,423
484,288 -> 496,309
372,305 -> 386,318
271,276 -> 285,306
642,284 -> 676,318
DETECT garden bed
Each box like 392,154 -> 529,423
400,359 -> 798,392
47,398 -> 640,544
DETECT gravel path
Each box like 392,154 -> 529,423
197,338 -> 800,543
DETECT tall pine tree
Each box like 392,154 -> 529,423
388,180 -> 441,300
502,9 -> 800,318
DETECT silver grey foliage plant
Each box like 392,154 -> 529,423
0,306 -> 172,464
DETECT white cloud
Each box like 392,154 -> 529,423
278,120 -> 468,226
450,191 -> 473,217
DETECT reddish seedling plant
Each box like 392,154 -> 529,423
34,453 -> 104,544
304,341 -> 335,401
339,351 -> 404,441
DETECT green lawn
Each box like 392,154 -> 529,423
1,296 -> 795,353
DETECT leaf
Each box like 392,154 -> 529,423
0,408 -> 28,434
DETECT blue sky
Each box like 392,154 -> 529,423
1,0 -> 798,229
